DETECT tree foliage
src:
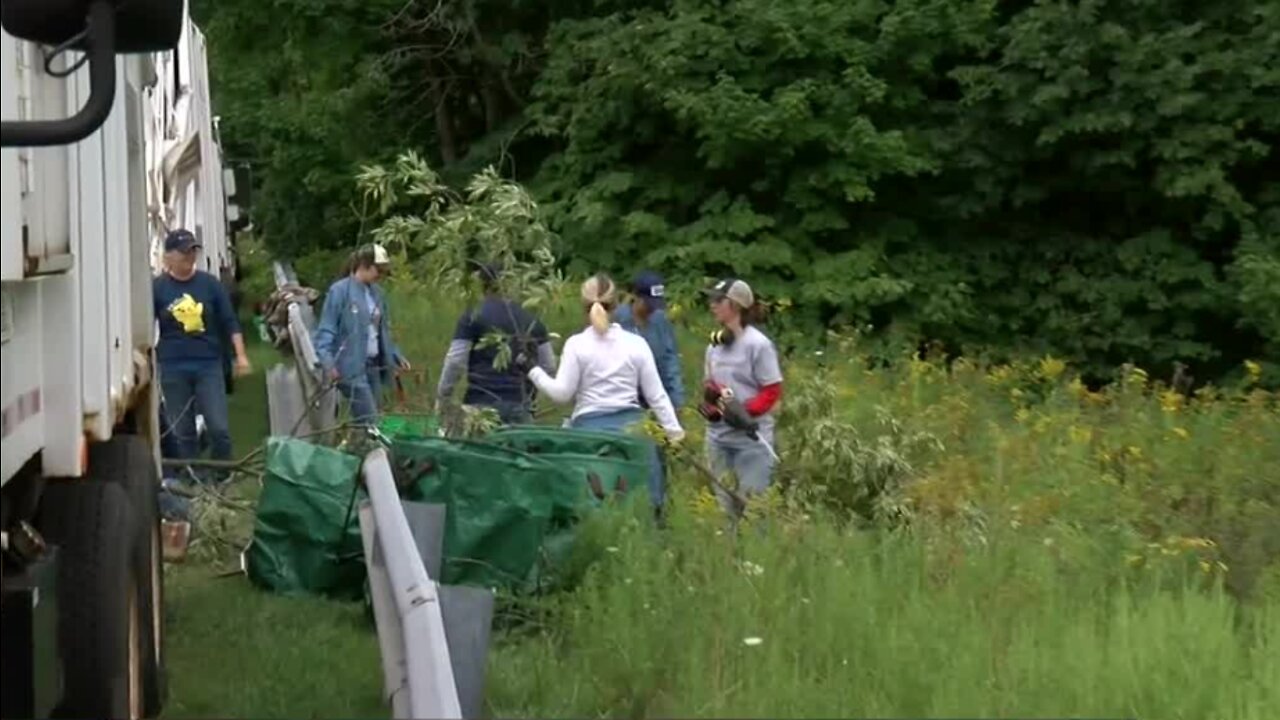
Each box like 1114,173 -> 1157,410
356,151 -> 566,309
200,0 -> 1279,379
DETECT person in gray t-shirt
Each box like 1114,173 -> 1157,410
700,278 -> 784,508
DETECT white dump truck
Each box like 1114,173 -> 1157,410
1,1 -> 235,717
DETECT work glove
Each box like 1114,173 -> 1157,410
700,380 -> 727,421
698,402 -> 724,422
511,349 -> 535,374
703,380 -> 726,405
720,395 -> 759,436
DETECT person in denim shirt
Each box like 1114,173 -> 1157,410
614,270 -> 685,516
314,244 -> 409,424
615,271 -> 685,406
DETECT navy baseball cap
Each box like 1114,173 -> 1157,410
164,229 -> 200,253
632,270 -> 667,310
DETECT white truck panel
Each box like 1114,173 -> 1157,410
1,282 -> 45,481
105,62 -> 134,423
39,272 -> 83,477
71,60 -> 113,442
23,43 -> 73,269
2,32 -> 24,280
149,19 -> 230,277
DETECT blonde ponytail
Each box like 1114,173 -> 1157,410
581,273 -> 618,336
589,302 -> 610,335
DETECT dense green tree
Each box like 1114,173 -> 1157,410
199,0 -> 1279,379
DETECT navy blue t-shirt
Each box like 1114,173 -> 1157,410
153,271 -> 241,367
455,297 -> 548,405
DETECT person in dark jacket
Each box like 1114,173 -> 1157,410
313,243 -> 409,424
153,229 -> 251,477
436,263 -> 556,424
614,270 -> 686,516
614,270 -> 685,407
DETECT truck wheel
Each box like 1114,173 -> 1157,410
90,436 -> 167,717
37,481 -> 145,719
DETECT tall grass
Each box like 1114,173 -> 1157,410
486,501 -> 1279,719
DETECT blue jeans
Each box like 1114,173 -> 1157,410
160,362 -> 232,463
338,361 -> 383,425
490,400 -> 533,425
570,408 -> 665,509
707,436 -> 776,512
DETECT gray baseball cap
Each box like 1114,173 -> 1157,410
701,277 -> 754,309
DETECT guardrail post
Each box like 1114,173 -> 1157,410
361,448 -> 463,719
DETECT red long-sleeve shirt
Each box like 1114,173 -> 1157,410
745,382 -> 782,416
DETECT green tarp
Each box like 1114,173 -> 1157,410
379,413 -> 440,440
247,426 -> 660,599
393,437 -> 581,591
245,438 -> 365,600
485,426 -> 655,503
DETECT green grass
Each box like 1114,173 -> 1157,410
163,334 -> 383,719
486,502 -> 1280,719
163,567 -> 383,718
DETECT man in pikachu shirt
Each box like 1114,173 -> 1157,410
153,229 -> 251,480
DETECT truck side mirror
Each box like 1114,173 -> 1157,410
0,0 -> 184,148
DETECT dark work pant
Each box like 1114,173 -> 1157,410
160,362 -> 233,466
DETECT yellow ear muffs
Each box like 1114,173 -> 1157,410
709,327 -> 736,347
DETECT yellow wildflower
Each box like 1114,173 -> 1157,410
986,365 -> 1014,385
1171,427 -> 1190,439
1244,359 -> 1262,380
1126,445 -> 1143,459
1068,425 -> 1093,444
1038,356 -> 1066,381
1173,536 -> 1215,550
1159,389 -> 1184,413
690,488 -> 721,520
1125,366 -> 1150,388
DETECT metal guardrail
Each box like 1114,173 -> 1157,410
361,448 -> 463,719
268,261 -> 336,435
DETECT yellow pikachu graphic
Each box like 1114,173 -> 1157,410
169,293 -> 206,334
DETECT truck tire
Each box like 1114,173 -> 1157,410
37,481 -> 144,719
91,436 -> 167,717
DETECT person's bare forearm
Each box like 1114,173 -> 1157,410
231,333 -> 247,361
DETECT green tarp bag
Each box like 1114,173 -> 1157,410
393,437 -> 578,591
245,438 -> 365,600
485,426 -> 656,502
379,413 -> 440,440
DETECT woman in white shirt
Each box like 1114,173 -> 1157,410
527,274 -> 685,508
